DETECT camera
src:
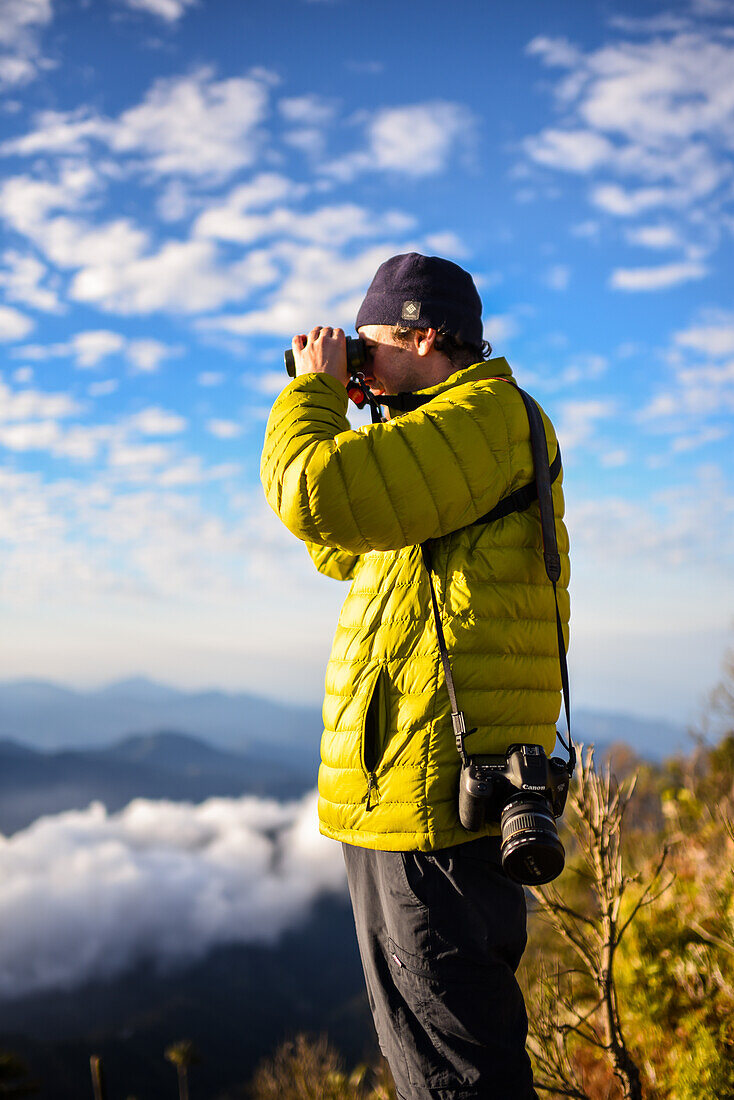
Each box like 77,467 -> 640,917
458,743 -> 570,885
284,336 -> 367,378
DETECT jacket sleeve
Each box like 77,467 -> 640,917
260,372 -> 514,554
306,541 -> 360,581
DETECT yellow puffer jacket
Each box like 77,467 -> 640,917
260,357 -> 570,851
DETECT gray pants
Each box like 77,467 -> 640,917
343,836 -> 538,1100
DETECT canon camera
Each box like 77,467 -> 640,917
284,336 -> 367,378
459,743 -> 571,885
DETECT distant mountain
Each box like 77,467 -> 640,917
573,708 -> 690,761
0,677 -> 322,763
0,731 -> 314,835
0,894 -> 373,1100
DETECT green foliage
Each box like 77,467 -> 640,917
613,751 -> 734,1100
667,1022 -> 733,1100
520,716 -> 734,1100
0,1052 -> 38,1096
164,1039 -> 200,1068
247,1034 -> 396,1100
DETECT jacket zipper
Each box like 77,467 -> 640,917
364,772 -> 378,811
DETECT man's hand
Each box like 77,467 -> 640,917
292,327 -> 348,385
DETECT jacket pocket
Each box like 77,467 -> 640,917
361,665 -> 389,778
360,660 -> 389,792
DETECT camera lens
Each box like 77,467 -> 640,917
499,795 -> 565,885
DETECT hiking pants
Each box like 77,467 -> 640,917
343,836 -> 538,1100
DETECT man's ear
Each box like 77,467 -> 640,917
416,328 -> 437,357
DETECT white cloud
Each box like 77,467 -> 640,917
608,14 -> 691,34
590,184 -> 672,217
0,303 -> 33,340
278,94 -> 334,125
11,332 -> 180,372
557,354 -> 608,386
3,68 -> 275,184
206,418 -> 242,439
325,102 -> 474,181
675,314 -> 734,357
0,108 -> 104,157
88,379 -> 118,397
197,371 -> 224,387
108,441 -> 172,469
600,449 -> 629,468
121,0 -> 197,22
0,418 -> 61,451
156,179 -> 195,223
568,464 -> 734,569
556,398 -> 615,451
3,166 -> 261,322
526,35 -> 583,69
0,418 -> 109,461
483,314 -> 519,345
195,189 -> 412,248
524,128 -> 614,173
154,457 -> 240,487
0,55 -> 34,83
127,339 -> 179,372
524,26 -> 734,257
248,370 -> 286,396
12,366 -> 33,383
0,164 -> 99,237
0,250 -> 62,312
371,102 -> 473,175
109,67 -> 272,181
0,0 -> 52,47
126,407 -> 187,435
671,426 -> 727,453
640,311 -> 734,424
625,224 -> 680,249
278,96 -> 336,156
543,263 -> 571,291
73,330 -> 126,368
70,238 -> 267,314
609,261 -> 707,291
199,241 -> 404,338
283,97 -> 334,155
0,377 -> 80,422
0,791 -> 343,996
423,231 -> 468,258
0,400 -> 112,458
571,220 -> 600,238
0,0 -> 52,88
0,168 -> 152,289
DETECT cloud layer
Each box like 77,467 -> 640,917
523,19 -> 734,282
0,790 -> 344,998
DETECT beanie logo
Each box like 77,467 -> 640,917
401,300 -> 420,320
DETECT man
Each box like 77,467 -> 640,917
260,253 -> 570,1099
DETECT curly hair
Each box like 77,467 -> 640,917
391,324 -> 492,370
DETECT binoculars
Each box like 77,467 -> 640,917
284,337 -> 367,378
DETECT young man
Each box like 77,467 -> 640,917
260,253 -> 570,1099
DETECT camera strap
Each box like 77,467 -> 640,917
420,383 -> 574,774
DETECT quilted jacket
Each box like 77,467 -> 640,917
260,357 -> 570,851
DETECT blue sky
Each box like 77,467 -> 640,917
0,0 -> 732,725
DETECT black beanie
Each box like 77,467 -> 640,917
355,253 -> 483,346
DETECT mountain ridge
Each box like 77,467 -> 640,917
0,730 -> 314,835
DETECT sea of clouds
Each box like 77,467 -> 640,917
0,790 -> 346,999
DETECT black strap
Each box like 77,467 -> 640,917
513,388 -> 572,766
347,376 -> 434,420
378,391 -> 432,413
473,446 -> 561,526
421,385 -> 574,773
420,542 -> 472,766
